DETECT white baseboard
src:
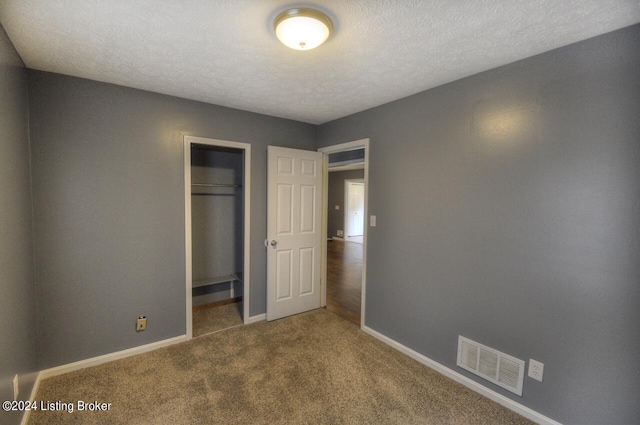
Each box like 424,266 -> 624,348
247,313 -> 266,323
332,236 -> 344,241
20,371 -> 41,425
361,326 -> 561,425
21,335 -> 186,425
21,324 -> 556,424
39,335 -> 187,380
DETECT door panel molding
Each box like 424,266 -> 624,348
267,146 -> 323,321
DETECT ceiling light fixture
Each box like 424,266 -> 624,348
274,8 -> 333,50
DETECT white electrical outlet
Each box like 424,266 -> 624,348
337,230 -> 343,237
13,374 -> 19,401
334,205 -> 340,210
528,359 -> 544,382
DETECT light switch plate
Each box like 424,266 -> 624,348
370,215 -> 376,227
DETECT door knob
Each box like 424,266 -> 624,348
270,240 -> 278,247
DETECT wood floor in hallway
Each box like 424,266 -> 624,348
326,239 -> 362,326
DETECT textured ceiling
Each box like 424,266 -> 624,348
1,1 -> 639,124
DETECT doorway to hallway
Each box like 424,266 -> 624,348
320,139 -> 369,327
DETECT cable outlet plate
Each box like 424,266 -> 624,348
528,359 -> 544,382
136,316 -> 147,332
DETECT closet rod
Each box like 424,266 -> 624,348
191,183 -> 242,188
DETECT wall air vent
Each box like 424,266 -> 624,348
457,336 -> 525,396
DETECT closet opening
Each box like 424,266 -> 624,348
184,136 -> 251,339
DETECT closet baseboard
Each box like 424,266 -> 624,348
247,313 -> 266,323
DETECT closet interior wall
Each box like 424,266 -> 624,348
191,145 -> 244,307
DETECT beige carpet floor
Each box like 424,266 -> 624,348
193,302 -> 243,337
29,309 -> 532,425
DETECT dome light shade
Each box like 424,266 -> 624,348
274,8 -> 333,50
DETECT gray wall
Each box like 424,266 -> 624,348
27,70 -> 315,368
0,24 -> 38,425
317,25 -> 640,424
328,169 -> 365,238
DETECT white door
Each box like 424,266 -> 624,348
267,146 -> 323,321
347,182 -> 365,236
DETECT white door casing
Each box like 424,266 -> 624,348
267,146 -> 323,321
319,138 -> 369,326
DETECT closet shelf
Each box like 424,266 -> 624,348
192,273 -> 243,289
191,183 -> 243,195
191,183 -> 242,188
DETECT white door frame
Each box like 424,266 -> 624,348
184,136 -> 251,339
344,179 -> 365,239
319,138 -> 369,328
